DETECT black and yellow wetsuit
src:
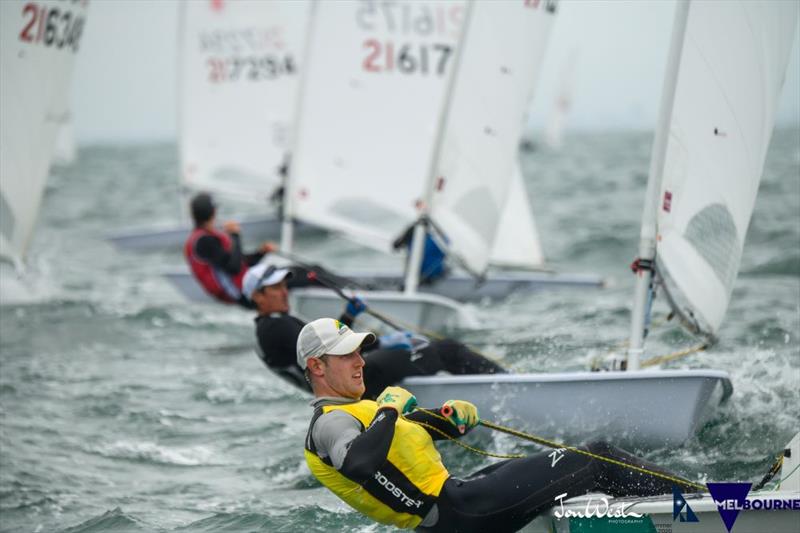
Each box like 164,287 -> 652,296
305,397 -> 696,533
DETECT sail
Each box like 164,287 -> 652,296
179,0 -> 310,202
655,1 -> 797,336
0,0 -> 88,265
489,163 -> 545,269
288,0 -> 466,251
429,0 -> 556,275
53,113 -> 77,165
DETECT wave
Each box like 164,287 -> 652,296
88,441 -> 228,467
60,508 -> 160,533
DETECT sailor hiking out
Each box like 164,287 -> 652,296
300,318 -> 700,532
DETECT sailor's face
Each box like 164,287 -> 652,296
258,280 -> 289,313
321,350 -> 365,399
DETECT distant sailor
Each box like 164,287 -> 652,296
300,317 -> 700,532
184,192 -> 277,309
392,216 -> 449,285
242,263 -> 504,398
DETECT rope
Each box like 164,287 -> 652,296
640,342 -> 709,368
405,411 -> 706,492
753,453 -> 784,492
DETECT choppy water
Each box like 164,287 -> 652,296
1,130 -> 798,532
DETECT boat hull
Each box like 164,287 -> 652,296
162,265 -> 605,308
107,217 -> 322,251
290,287 -> 477,333
403,369 -> 733,450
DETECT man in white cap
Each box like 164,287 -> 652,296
300,318 -> 700,532
243,264 -> 506,397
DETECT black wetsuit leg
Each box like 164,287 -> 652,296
361,341 -> 505,399
417,339 -> 506,375
418,440 -> 697,533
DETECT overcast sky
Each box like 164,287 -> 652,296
71,0 -> 800,144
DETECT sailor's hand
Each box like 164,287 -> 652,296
377,386 -> 417,416
379,330 -> 413,351
260,241 -> 278,254
345,297 -> 367,318
223,220 -> 241,234
441,400 -> 479,434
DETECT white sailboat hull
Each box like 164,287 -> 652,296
403,370 -> 732,450
162,264 -> 605,307
107,217 -> 322,252
162,272 -> 476,332
291,287 -> 477,333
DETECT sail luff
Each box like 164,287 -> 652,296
405,0 -> 476,293
627,1 -> 691,368
0,0 -> 89,267
281,0 -> 321,255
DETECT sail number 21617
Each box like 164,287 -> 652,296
363,41 -> 452,76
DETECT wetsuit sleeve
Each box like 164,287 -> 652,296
255,315 -> 305,368
195,233 -> 243,275
243,251 -> 266,267
406,408 -> 463,440
313,408 -> 399,484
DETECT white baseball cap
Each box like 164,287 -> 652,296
242,263 -> 292,301
297,318 -> 376,369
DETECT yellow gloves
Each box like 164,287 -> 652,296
441,400 -> 479,434
377,386 -> 418,416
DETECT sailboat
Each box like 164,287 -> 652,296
107,0 -> 321,251
273,0 -> 563,331
402,0 -> 797,448
0,0 -> 89,304
125,0 -> 604,308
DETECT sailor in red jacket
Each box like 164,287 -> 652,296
184,192 -> 276,309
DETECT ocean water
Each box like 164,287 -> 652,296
1,130 -> 798,532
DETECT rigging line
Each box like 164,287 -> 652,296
406,411 -> 706,492
640,342 -> 709,369
753,454 -> 784,492
777,463 -> 799,492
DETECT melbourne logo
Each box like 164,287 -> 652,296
707,482 -> 752,532
673,486 -> 699,522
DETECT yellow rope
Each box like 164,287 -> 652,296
640,342 -> 709,368
406,411 -> 706,492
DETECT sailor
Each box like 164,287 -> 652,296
243,263 -> 504,398
392,216 -> 449,285
300,318 -> 700,532
183,192 -> 277,309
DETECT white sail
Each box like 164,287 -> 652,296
429,0 -> 556,275
0,0 -> 88,265
489,163 -> 545,269
288,0 -> 466,252
179,0 -> 310,202
52,113 -> 77,165
655,1 -> 797,336
544,48 -> 578,151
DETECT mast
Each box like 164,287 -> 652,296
280,1 -> 318,254
626,0 -> 690,370
404,0 -> 475,295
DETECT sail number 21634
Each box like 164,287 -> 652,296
17,2 -> 86,53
